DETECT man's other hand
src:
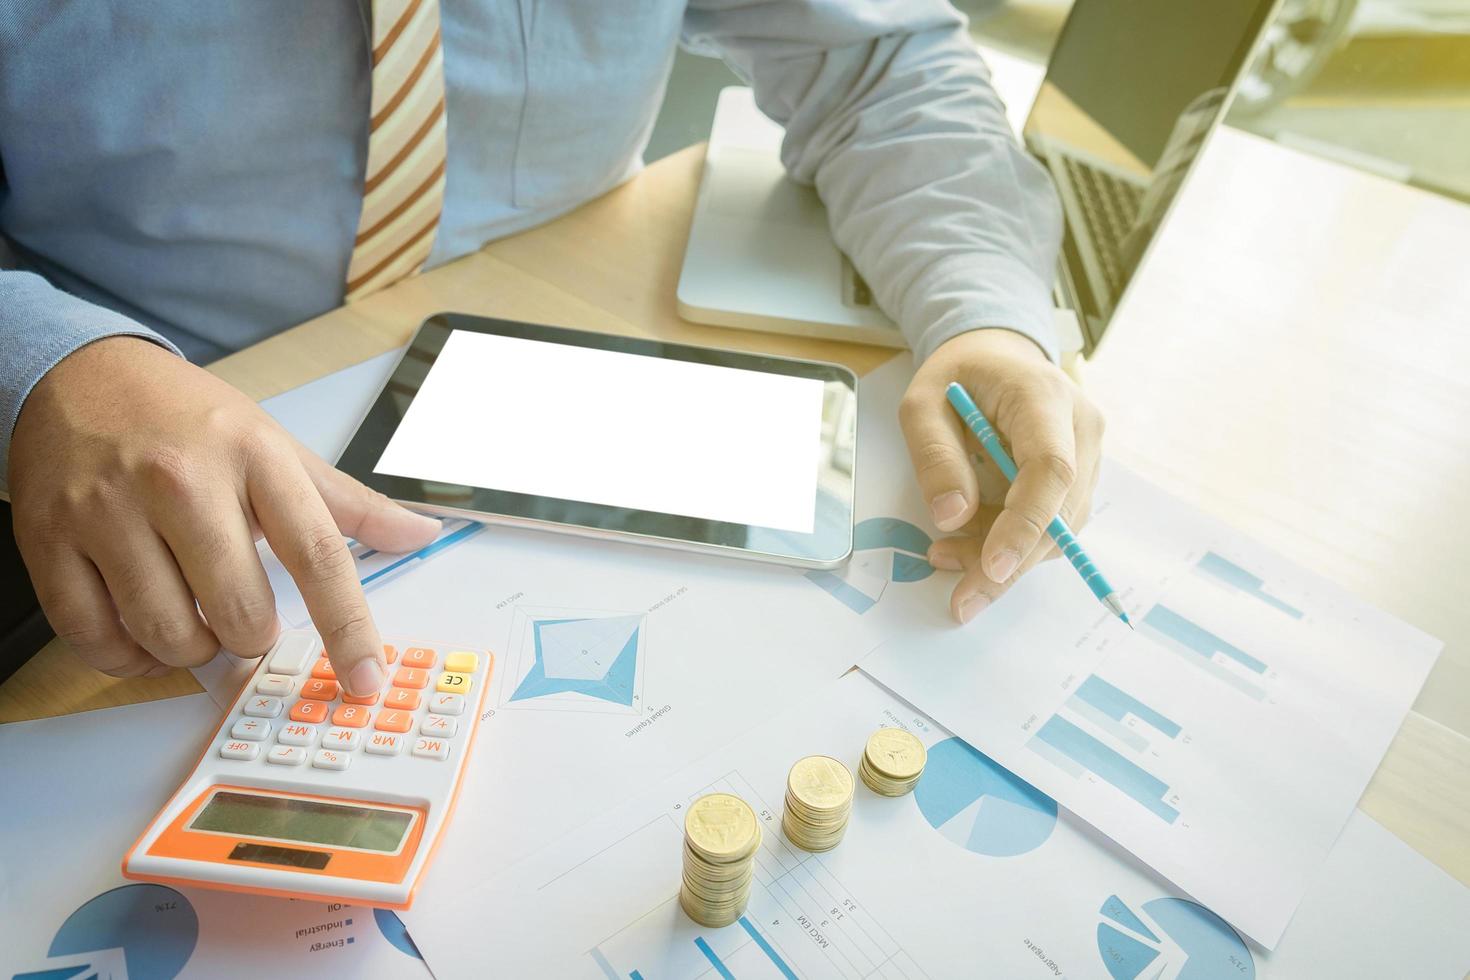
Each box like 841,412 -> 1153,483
899,329 -> 1104,623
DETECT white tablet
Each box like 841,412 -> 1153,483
337,314 -> 857,568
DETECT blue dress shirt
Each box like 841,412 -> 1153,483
0,0 -> 1062,490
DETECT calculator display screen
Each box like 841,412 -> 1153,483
191,792 -> 412,853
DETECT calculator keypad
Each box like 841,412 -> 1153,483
313,748 -> 350,771
222,637 -> 484,770
278,722 -> 317,746
331,704 -> 371,728
430,693 -> 464,715
401,647 -> 437,670
221,740 -> 260,761
321,728 -> 361,752
393,667 -> 430,690
289,700 -> 329,724
256,674 -> 295,698
243,696 -> 283,718
301,679 -> 339,700
365,732 -> 403,756
412,737 -> 450,761
231,718 -> 271,741
385,688 -> 421,711
374,709 -> 414,733
267,745 -> 308,766
435,672 -> 470,695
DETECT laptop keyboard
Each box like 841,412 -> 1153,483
1062,154 -> 1145,303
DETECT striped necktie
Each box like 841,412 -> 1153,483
345,0 -> 448,302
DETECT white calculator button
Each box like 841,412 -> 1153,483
278,722 -> 318,746
256,674 -> 295,697
230,718 -> 271,741
220,740 -> 260,761
312,748 -> 350,771
266,632 -> 318,676
420,714 -> 458,737
243,695 -> 283,718
365,732 -> 402,756
321,728 -> 361,752
412,737 -> 451,761
429,692 -> 464,716
267,745 -> 307,766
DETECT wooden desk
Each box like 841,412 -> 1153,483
2,140 -> 1466,887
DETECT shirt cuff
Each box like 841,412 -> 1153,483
902,251 -> 1060,365
0,272 -> 183,493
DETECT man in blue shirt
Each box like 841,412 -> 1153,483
0,0 -> 1103,694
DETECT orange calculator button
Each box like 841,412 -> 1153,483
401,647 -> 437,670
374,709 -> 413,733
331,704 -> 371,728
289,700 -> 329,724
341,690 -> 380,706
385,687 -> 421,711
382,644 -> 400,665
301,678 -> 339,701
310,658 -> 336,680
393,667 -> 429,690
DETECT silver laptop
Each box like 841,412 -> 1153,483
678,0 -> 1279,356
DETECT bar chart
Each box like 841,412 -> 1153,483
1030,715 -> 1180,823
1064,676 -> 1182,753
1140,604 -> 1270,700
1195,551 -> 1304,620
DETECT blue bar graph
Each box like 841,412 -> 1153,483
1142,605 -> 1267,674
1034,716 -> 1179,822
739,917 -> 799,980
694,937 -> 736,980
1197,551 -> 1304,619
1076,676 -> 1182,739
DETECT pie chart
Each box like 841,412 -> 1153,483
1097,894 -> 1254,980
42,883 -> 197,980
375,908 -> 424,959
806,517 -> 934,614
853,517 -> 935,584
913,737 -> 1058,857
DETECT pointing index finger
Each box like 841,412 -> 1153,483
247,450 -> 385,697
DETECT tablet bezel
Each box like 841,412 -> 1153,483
336,313 -> 857,568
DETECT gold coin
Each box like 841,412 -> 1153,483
865,728 -> 927,780
684,793 -> 759,861
787,756 -> 854,811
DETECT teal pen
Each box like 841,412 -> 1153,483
945,382 -> 1132,628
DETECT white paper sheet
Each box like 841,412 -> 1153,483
0,696 -> 434,979
844,358 -> 1442,947
362,511 -> 860,933
405,670 -> 1470,980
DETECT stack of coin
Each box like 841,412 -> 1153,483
859,727 -> 928,797
783,755 -> 855,852
680,793 -> 762,928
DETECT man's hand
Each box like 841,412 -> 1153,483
899,329 -> 1104,623
8,336 -> 441,695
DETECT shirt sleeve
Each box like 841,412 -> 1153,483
681,0 -> 1064,362
0,269 -> 182,494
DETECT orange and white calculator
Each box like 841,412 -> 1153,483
124,630 -> 492,909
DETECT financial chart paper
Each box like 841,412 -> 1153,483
849,360 -> 1441,948
405,671 -> 1470,979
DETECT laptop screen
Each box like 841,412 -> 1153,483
1022,0 -> 1277,349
